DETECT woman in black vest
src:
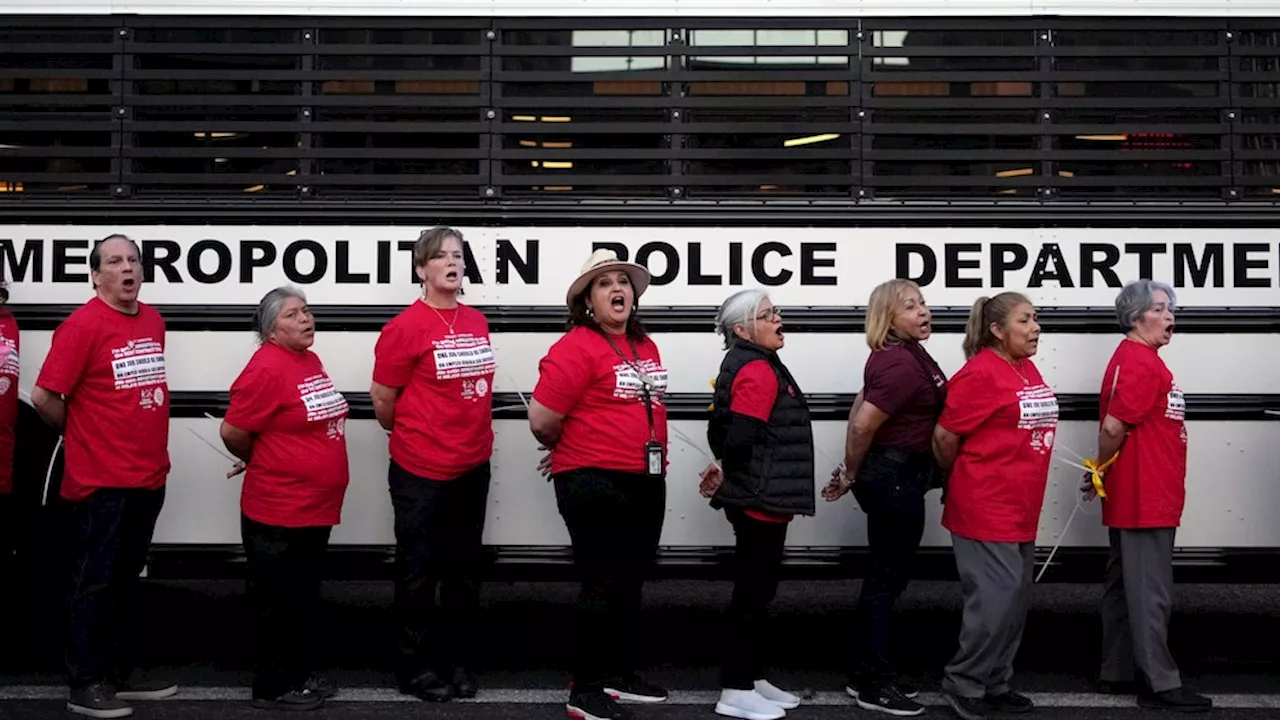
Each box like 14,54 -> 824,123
700,288 -> 815,720
821,278 -> 945,718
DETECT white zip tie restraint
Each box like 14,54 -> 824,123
21,389 -> 64,508
1034,441 -> 1106,583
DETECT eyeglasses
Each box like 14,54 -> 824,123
756,307 -> 782,322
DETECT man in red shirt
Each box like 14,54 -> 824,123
1086,280 -> 1210,713
32,234 -> 176,719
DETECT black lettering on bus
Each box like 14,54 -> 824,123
1079,244 -> 1121,288
752,242 -> 792,286
398,241 -> 415,284
687,242 -> 722,286
1174,243 -> 1223,288
944,243 -> 982,288
1028,243 -> 1074,288
283,240 -> 328,284
897,243 -> 936,286
728,242 -> 744,285
463,241 -> 482,285
143,240 -> 181,283
240,241 -> 277,284
53,239 -> 89,283
1233,243 -> 1270,288
187,240 -> 232,284
800,242 -> 836,286
335,241 -> 370,284
637,242 -> 679,285
990,243 -> 1028,287
376,241 -> 392,284
0,238 -> 43,283
1124,243 -> 1167,280
497,239 -> 538,285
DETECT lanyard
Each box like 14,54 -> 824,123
603,334 -> 657,441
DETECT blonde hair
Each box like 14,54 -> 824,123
865,279 -> 923,351
962,291 -> 1032,359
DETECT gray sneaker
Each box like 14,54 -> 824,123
67,683 -> 133,719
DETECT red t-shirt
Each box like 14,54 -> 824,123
862,341 -> 947,453
0,311 -> 18,494
372,301 -> 494,481
1099,339 -> 1187,529
533,326 -> 669,476
939,347 -> 1059,543
729,359 -> 792,524
226,342 -> 351,528
36,297 -> 170,502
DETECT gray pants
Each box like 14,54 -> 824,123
942,535 -> 1035,699
1100,527 -> 1181,693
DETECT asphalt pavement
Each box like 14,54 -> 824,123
1,578 -> 1277,718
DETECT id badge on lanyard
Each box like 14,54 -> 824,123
607,334 -> 664,478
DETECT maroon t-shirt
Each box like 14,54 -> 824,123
861,340 -> 946,453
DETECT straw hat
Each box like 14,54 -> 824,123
565,248 -> 651,308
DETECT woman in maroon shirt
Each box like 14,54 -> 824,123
0,280 -> 18,584
221,286 -> 351,712
822,278 -> 944,717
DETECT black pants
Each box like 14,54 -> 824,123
389,460 -> 491,686
553,467 -> 665,694
242,514 -> 332,700
850,446 -> 928,694
721,507 -> 788,690
66,486 -> 165,690
0,492 -> 14,583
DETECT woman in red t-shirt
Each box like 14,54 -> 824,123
1084,280 -> 1210,712
931,291 -> 1056,719
370,226 -> 495,703
528,248 -> 669,720
0,280 -> 18,581
220,286 -> 351,712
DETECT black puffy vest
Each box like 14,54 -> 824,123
707,341 -> 816,516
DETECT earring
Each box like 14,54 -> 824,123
587,307 -> 595,318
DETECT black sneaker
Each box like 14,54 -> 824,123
985,690 -> 1034,714
251,688 -> 324,712
67,683 -> 133,719
400,669 -> 453,702
1138,687 -> 1212,713
568,690 -> 633,720
943,691 -> 991,720
848,681 -> 920,700
602,675 -> 668,703
107,679 -> 178,701
303,675 -> 338,700
451,667 -> 478,699
855,685 -> 925,717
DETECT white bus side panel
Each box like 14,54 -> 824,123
152,417 -> 1280,549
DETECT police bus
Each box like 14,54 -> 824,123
1,0 -> 1278,583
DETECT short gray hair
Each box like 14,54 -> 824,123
714,288 -> 769,349
252,285 -> 307,343
1115,279 -> 1177,330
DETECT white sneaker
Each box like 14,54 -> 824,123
754,679 -> 801,710
715,689 -> 786,720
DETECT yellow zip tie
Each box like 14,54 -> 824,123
1083,452 -> 1118,499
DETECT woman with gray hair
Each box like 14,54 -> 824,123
699,288 -> 814,720
221,285 -> 351,712
1081,279 -> 1210,712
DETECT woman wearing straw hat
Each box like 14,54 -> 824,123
529,248 -> 670,720
698,288 -> 813,720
